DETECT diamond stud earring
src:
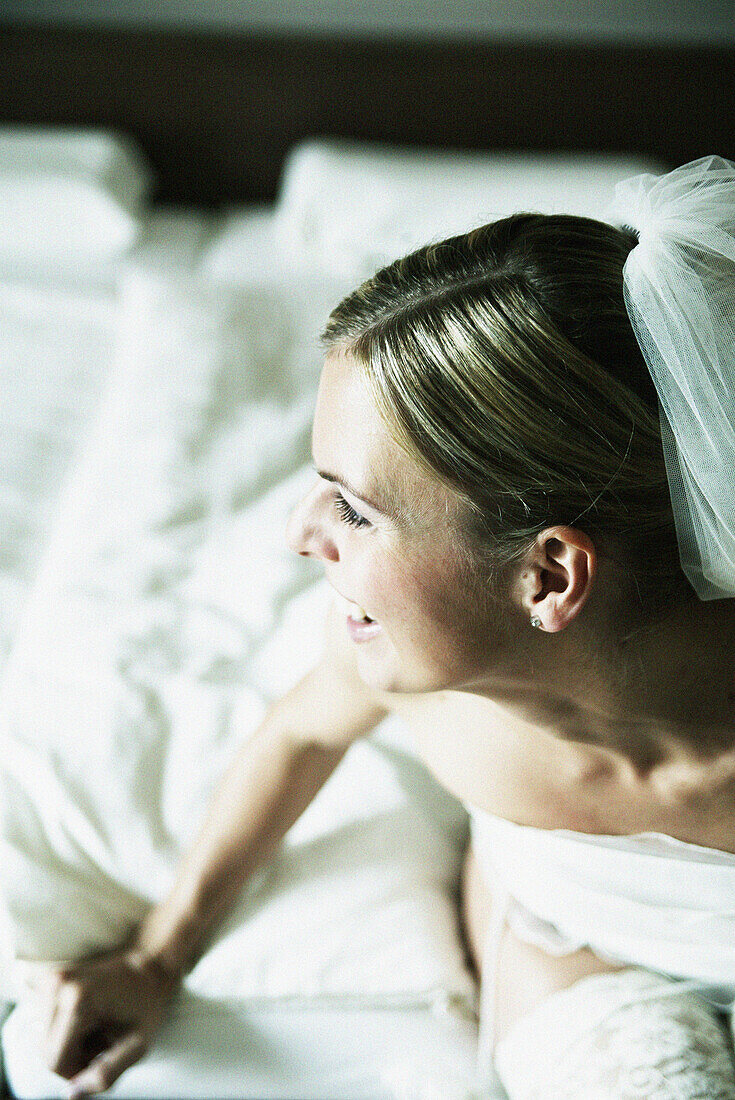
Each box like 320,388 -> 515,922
530,616 -> 543,629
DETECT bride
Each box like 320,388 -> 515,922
38,157 -> 735,1098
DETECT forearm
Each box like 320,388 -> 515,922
133,715 -> 348,978
37,602 -> 387,1096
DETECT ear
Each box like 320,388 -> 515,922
515,527 -> 597,633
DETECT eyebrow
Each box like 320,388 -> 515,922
315,468 -> 396,518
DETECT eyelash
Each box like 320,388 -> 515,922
334,492 -> 369,529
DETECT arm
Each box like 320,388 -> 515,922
38,600 -> 388,1096
136,599 -> 388,976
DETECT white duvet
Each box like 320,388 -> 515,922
0,259 -> 475,982
0,256 -> 485,1097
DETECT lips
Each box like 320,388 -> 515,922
345,614 -> 382,643
332,589 -> 381,642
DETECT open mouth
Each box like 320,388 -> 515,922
334,590 -> 381,641
347,602 -> 375,624
342,597 -> 382,642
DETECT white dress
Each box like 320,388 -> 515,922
466,805 -> 735,1098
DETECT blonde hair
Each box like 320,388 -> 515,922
322,214 -> 688,607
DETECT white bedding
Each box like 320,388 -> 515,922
0,133 -> 664,1099
0,126 -> 152,281
272,138 -> 667,279
0,208 -> 216,669
0,281 -> 114,667
0,255 -> 474,978
0,212 -> 483,1098
3,994 -> 480,1100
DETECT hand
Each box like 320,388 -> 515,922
29,947 -> 181,1097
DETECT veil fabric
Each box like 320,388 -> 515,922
610,156 -> 735,599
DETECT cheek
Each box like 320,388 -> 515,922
371,545 -> 479,638
355,543 -> 500,691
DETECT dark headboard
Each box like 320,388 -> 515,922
1,23 -> 733,206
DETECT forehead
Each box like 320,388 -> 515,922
314,349 -> 466,527
314,349 -> 382,443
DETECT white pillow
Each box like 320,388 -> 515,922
199,206 -> 296,285
0,127 -> 153,271
0,272 -> 475,1010
274,138 -> 667,279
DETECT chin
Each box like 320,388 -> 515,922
354,642 -> 455,696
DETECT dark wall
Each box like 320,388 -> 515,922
1,24 -> 733,205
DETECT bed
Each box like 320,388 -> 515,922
0,21 -> 732,1100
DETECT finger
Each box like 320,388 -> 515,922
20,977 -> 57,1042
67,1031 -> 148,1098
32,964 -> 90,1054
19,960 -> 67,996
42,971 -> 77,1048
45,982 -> 89,1078
21,964 -> 66,1040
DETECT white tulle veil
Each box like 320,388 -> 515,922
609,155 -> 735,599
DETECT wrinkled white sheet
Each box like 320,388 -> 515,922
1,141 -> 661,1097
0,210 -> 214,669
0,281 -> 115,667
0,240 -> 476,1009
3,993 -> 482,1100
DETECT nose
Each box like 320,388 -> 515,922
286,483 -> 339,562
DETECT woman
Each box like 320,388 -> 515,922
38,157 -> 735,1098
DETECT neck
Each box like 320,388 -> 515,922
475,594 -> 735,775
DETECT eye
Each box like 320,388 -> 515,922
333,492 -> 370,529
